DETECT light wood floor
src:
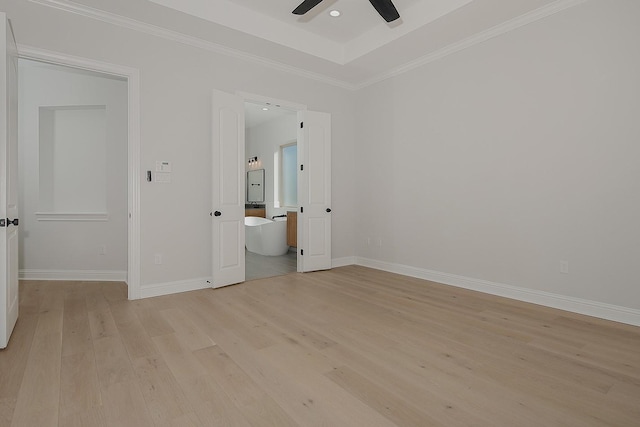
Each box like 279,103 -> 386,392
1,266 -> 638,427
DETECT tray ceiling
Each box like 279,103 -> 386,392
30,0 -> 584,88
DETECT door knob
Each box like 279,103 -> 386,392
326,208 -> 332,213
214,211 -> 222,217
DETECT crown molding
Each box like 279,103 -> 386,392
18,43 -> 139,77
27,0 -> 357,90
29,0 -> 587,91
356,0 -> 589,89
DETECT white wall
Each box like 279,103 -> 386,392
246,113 -> 297,219
1,0 -> 356,289
10,0 -> 635,322
18,60 -> 128,277
354,1 -> 640,312
40,106 -> 107,212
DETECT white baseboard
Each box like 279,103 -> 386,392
332,256 -> 357,268
19,269 -> 127,282
140,277 -> 212,299
354,257 -> 640,327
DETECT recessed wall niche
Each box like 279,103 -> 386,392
38,105 -> 108,219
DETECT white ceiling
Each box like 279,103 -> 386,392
37,0 -> 579,88
147,0 -> 474,64
244,101 -> 295,129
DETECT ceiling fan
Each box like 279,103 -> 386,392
292,0 -> 400,23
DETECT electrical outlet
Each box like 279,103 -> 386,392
154,254 -> 163,265
99,245 -> 106,255
560,260 -> 569,274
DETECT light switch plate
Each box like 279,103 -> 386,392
156,161 -> 172,172
155,172 -> 172,183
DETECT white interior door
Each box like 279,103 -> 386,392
0,14 -> 19,349
297,110 -> 331,272
211,89 -> 245,288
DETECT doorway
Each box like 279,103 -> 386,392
244,101 -> 298,281
211,89 -> 332,288
18,58 -> 127,282
16,48 -> 141,299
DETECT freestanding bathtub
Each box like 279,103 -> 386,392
244,216 -> 289,256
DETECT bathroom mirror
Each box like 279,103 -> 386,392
247,169 -> 265,203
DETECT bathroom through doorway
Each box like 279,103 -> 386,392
244,100 -> 298,281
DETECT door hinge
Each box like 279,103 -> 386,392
300,206 -> 303,213
300,122 -> 304,128
300,164 -> 304,171
0,219 -> 5,227
301,249 -> 304,256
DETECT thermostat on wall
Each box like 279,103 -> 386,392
156,161 -> 172,172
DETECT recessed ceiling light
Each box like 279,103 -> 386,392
329,10 -> 341,18
262,107 -> 269,111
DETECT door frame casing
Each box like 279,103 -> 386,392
17,45 -> 141,299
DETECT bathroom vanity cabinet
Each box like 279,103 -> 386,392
287,211 -> 297,247
245,205 -> 266,218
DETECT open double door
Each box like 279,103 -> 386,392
211,89 -> 332,288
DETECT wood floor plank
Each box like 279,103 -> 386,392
0,314 -> 39,400
255,345 -> 398,427
117,318 -> 158,359
326,364 -> 439,427
0,397 -> 16,427
320,340 -> 493,426
102,381 -> 154,427
100,282 -> 127,304
160,308 -> 216,351
225,293 -> 338,350
199,294 -> 278,350
3,270 -> 639,427
132,354 -> 194,425
88,308 -> 119,341
58,406 -> 107,427
58,349 -> 102,420
192,386 -> 253,427
37,282 -> 66,313
238,395 -> 299,427
194,328 -> 395,427
61,298 -> 92,356
10,310 -> 63,427
150,333 -> 207,381
193,346 -> 270,408
137,308 -> 175,338
84,284 -> 111,313
109,299 -> 143,326
92,336 -> 137,388
163,411 -> 203,427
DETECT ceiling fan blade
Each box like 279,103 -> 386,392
292,0 -> 324,15
368,0 -> 400,22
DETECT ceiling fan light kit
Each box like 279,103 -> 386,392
293,0 -> 400,23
